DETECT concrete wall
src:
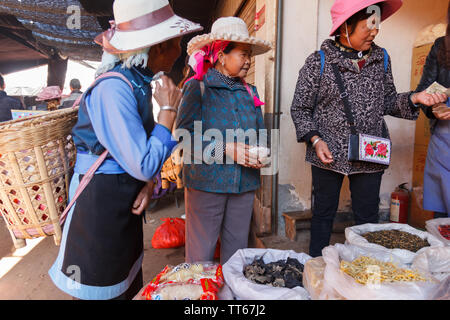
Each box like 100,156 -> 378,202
278,0 -> 447,235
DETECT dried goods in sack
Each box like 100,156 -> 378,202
320,244 -> 441,300
243,257 -> 304,288
438,225 -> 450,240
361,230 -> 430,252
340,256 -> 429,285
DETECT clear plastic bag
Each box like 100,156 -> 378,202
302,257 -> 345,300
425,218 -> 450,246
412,246 -> 450,282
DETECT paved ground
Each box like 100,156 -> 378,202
0,191 -> 346,300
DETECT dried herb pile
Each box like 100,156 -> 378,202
243,257 -> 304,288
362,230 -> 430,252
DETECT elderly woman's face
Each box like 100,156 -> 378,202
218,43 -> 252,78
343,17 -> 379,52
148,37 -> 182,73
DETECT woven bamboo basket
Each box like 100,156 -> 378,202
0,108 -> 78,249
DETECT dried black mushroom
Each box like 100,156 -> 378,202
243,257 -> 304,289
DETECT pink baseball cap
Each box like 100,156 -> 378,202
330,0 -> 403,36
36,86 -> 62,101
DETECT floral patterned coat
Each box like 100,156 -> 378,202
290,39 -> 420,175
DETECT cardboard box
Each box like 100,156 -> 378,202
410,43 -> 433,91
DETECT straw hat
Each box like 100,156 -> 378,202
187,17 -> 272,56
329,0 -> 403,36
95,0 -> 203,54
36,86 -> 62,101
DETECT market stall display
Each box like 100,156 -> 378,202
320,244 -> 441,300
138,262 -> 224,300
223,248 -> 311,300
0,108 -> 77,248
426,218 -> 450,246
345,223 -> 443,264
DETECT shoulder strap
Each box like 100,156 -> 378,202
382,48 -> 388,73
312,50 -> 325,111
71,72 -> 134,109
60,72 -> 134,225
331,63 -> 357,135
319,50 -> 325,76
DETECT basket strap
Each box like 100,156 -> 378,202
71,72 -> 134,109
59,150 -> 109,225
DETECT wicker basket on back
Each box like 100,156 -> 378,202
0,108 -> 78,248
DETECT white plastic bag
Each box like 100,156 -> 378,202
320,244 -> 441,300
412,246 -> 450,282
425,218 -> 450,246
345,223 -> 443,265
223,248 -> 311,300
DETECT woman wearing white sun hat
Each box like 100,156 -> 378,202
48,0 -> 202,300
176,17 -> 272,264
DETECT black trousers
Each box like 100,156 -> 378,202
309,165 -> 384,257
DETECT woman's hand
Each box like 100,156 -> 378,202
131,180 -> 155,215
432,103 -> 450,120
225,142 -> 264,169
154,75 -> 182,130
411,91 -> 447,107
312,136 -> 333,164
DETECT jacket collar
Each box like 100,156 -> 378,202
203,68 -> 247,91
131,66 -> 154,84
321,39 -> 385,73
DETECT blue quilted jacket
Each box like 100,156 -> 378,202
176,68 -> 266,194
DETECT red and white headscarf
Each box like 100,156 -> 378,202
187,40 -> 264,107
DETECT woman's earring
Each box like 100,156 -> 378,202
221,61 -> 225,67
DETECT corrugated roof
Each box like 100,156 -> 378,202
0,0 -> 217,77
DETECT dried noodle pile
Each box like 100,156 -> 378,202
340,256 -> 428,285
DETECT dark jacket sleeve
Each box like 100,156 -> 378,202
290,51 -> 323,144
414,37 -> 442,119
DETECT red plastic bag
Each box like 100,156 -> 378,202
151,218 -> 185,249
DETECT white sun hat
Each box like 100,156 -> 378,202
94,0 -> 203,54
187,17 -> 272,57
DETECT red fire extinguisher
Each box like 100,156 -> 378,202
390,183 -> 410,223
